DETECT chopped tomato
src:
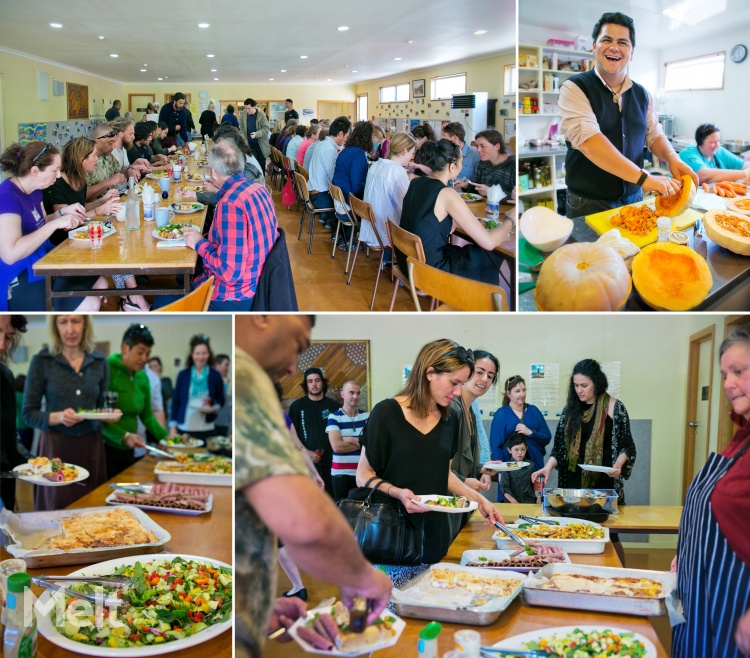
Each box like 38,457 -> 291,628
192,612 -> 204,623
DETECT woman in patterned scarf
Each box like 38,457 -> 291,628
531,359 -> 636,563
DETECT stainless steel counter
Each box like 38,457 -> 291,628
519,215 -> 750,312
519,144 -> 568,158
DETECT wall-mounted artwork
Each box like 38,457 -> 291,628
67,83 -> 89,120
278,340 -> 371,411
412,79 -> 425,98
18,123 -> 47,146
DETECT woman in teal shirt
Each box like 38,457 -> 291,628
102,324 -> 168,478
679,123 -> 750,184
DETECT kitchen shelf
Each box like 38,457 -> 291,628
517,42 -> 593,213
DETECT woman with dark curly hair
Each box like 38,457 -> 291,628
532,358 -> 636,562
397,139 -> 514,285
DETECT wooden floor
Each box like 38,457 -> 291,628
270,546 -> 675,657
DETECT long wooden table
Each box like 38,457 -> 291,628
33,156 -> 208,310
265,503 -> 671,657
3,454 -> 231,658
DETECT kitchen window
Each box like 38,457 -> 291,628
664,52 -> 725,91
432,73 -> 467,100
379,83 -> 409,103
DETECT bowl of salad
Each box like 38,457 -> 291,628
37,554 -> 232,656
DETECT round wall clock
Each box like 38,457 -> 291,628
731,44 -> 747,63
199,90 -> 209,100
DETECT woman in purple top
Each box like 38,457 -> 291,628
0,142 -> 87,311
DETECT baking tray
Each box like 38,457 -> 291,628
104,491 -> 213,516
460,549 -> 572,573
154,461 -> 232,487
390,562 -> 525,626
492,516 -> 609,554
1,505 -> 170,568
523,562 -> 676,617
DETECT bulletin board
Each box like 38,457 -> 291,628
66,83 -> 89,120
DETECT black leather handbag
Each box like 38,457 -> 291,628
337,477 -> 424,566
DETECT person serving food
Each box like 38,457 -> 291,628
560,11 -> 698,217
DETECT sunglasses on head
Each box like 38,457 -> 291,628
32,143 -> 54,163
124,324 -> 152,340
96,131 -> 117,140
506,375 -> 524,388
443,345 -> 475,365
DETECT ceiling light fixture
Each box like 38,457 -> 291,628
281,69 -> 287,72
197,23 -> 210,28
110,53 -> 118,58
140,69 -> 147,72
352,70 -> 358,73
214,77 -> 219,81
474,29 -> 487,35
98,36 -> 105,40
407,40 -> 414,44
338,26 -> 349,31
207,54 -> 215,58
210,69 -> 217,72
269,78 -> 275,81
394,57 -> 402,61
49,23 -> 63,28
300,55 -> 308,59
327,78 -> 332,81
158,77 -> 163,80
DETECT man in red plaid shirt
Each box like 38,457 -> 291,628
184,140 -> 278,311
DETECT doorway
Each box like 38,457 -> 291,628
128,94 -> 155,115
682,325 -> 715,501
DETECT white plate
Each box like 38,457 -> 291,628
287,606 -> 405,657
68,225 -> 116,241
460,549 -> 572,573
578,463 -> 616,473
158,438 -> 205,449
725,197 -> 750,216
483,461 -> 530,472
13,463 -> 90,487
491,625 -> 657,657
183,174 -> 206,184
170,202 -> 205,214
146,172 -> 170,181
152,224 -> 201,241
459,192 -> 483,202
411,495 -> 478,514
36,553 -> 231,657
75,410 -> 123,420
104,491 -> 213,515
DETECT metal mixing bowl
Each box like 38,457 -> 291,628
546,488 -> 608,509
723,140 -> 750,155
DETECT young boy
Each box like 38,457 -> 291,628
500,433 -> 538,504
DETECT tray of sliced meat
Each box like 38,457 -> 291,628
105,482 -> 213,515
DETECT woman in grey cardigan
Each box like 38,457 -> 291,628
22,316 -> 111,510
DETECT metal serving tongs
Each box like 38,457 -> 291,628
144,444 -> 176,460
481,646 -> 555,657
519,514 -> 551,525
493,521 -> 528,548
32,574 -> 132,605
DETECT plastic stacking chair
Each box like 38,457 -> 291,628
328,183 -> 359,275
386,219 -> 428,312
155,277 -> 214,312
348,195 -> 386,309
406,258 -> 508,311
294,171 -> 334,255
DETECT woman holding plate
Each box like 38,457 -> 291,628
169,335 -> 225,442
22,315 -> 111,510
531,358 -> 636,563
355,339 -> 503,579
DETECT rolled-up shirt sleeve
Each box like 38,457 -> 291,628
559,81 -> 602,149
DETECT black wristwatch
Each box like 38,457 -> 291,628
636,169 -> 649,187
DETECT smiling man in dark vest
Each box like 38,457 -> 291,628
559,11 -> 698,217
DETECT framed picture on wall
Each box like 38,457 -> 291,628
66,83 -> 89,120
412,79 -> 425,98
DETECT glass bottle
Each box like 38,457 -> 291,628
125,177 -> 140,231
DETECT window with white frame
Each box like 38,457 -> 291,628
664,52 -> 725,91
504,65 -> 518,95
357,94 -> 368,122
379,83 -> 409,103
432,73 -> 467,100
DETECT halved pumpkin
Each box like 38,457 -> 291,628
535,242 -> 631,312
631,242 -> 712,311
655,174 -> 696,218
703,209 -> 750,256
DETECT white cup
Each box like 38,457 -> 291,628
188,141 -> 196,153
155,207 -> 176,227
172,164 -> 182,182
115,204 -> 126,222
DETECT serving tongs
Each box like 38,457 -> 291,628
519,514 -> 550,525
144,444 -> 176,460
493,521 -> 528,548
481,647 -> 555,657
32,574 -> 132,605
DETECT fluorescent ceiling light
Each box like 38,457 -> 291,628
110,53 -> 118,58
198,23 -> 210,28
327,78 -> 332,81
474,30 -> 487,35
207,54 -> 215,58
49,23 -> 62,28
394,57 -> 402,61
98,36 -> 105,40
662,0 -> 727,25
158,77 -> 163,80
269,78 -> 274,81
140,69 -> 146,72
281,69 -> 287,72
338,26 -> 349,31
352,70 -> 358,73
300,55 -> 308,59
214,77 -> 219,81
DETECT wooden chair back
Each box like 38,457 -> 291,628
329,183 -> 356,226
295,163 -> 309,181
349,195 -> 383,250
387,219 -> 425,266
406,258 -> 508,311
155,276 -> 215,312
293,171 -> 311,204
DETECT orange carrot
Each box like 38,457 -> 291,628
718,187 -> 726,197
702,183 -> 709,193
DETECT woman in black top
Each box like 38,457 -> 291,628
532,358 -> 636,563
357,338 -> 503,565
199,102 -> 218,139
398,139 -> 515,285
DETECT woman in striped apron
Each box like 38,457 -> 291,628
673,326 -> 750,657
